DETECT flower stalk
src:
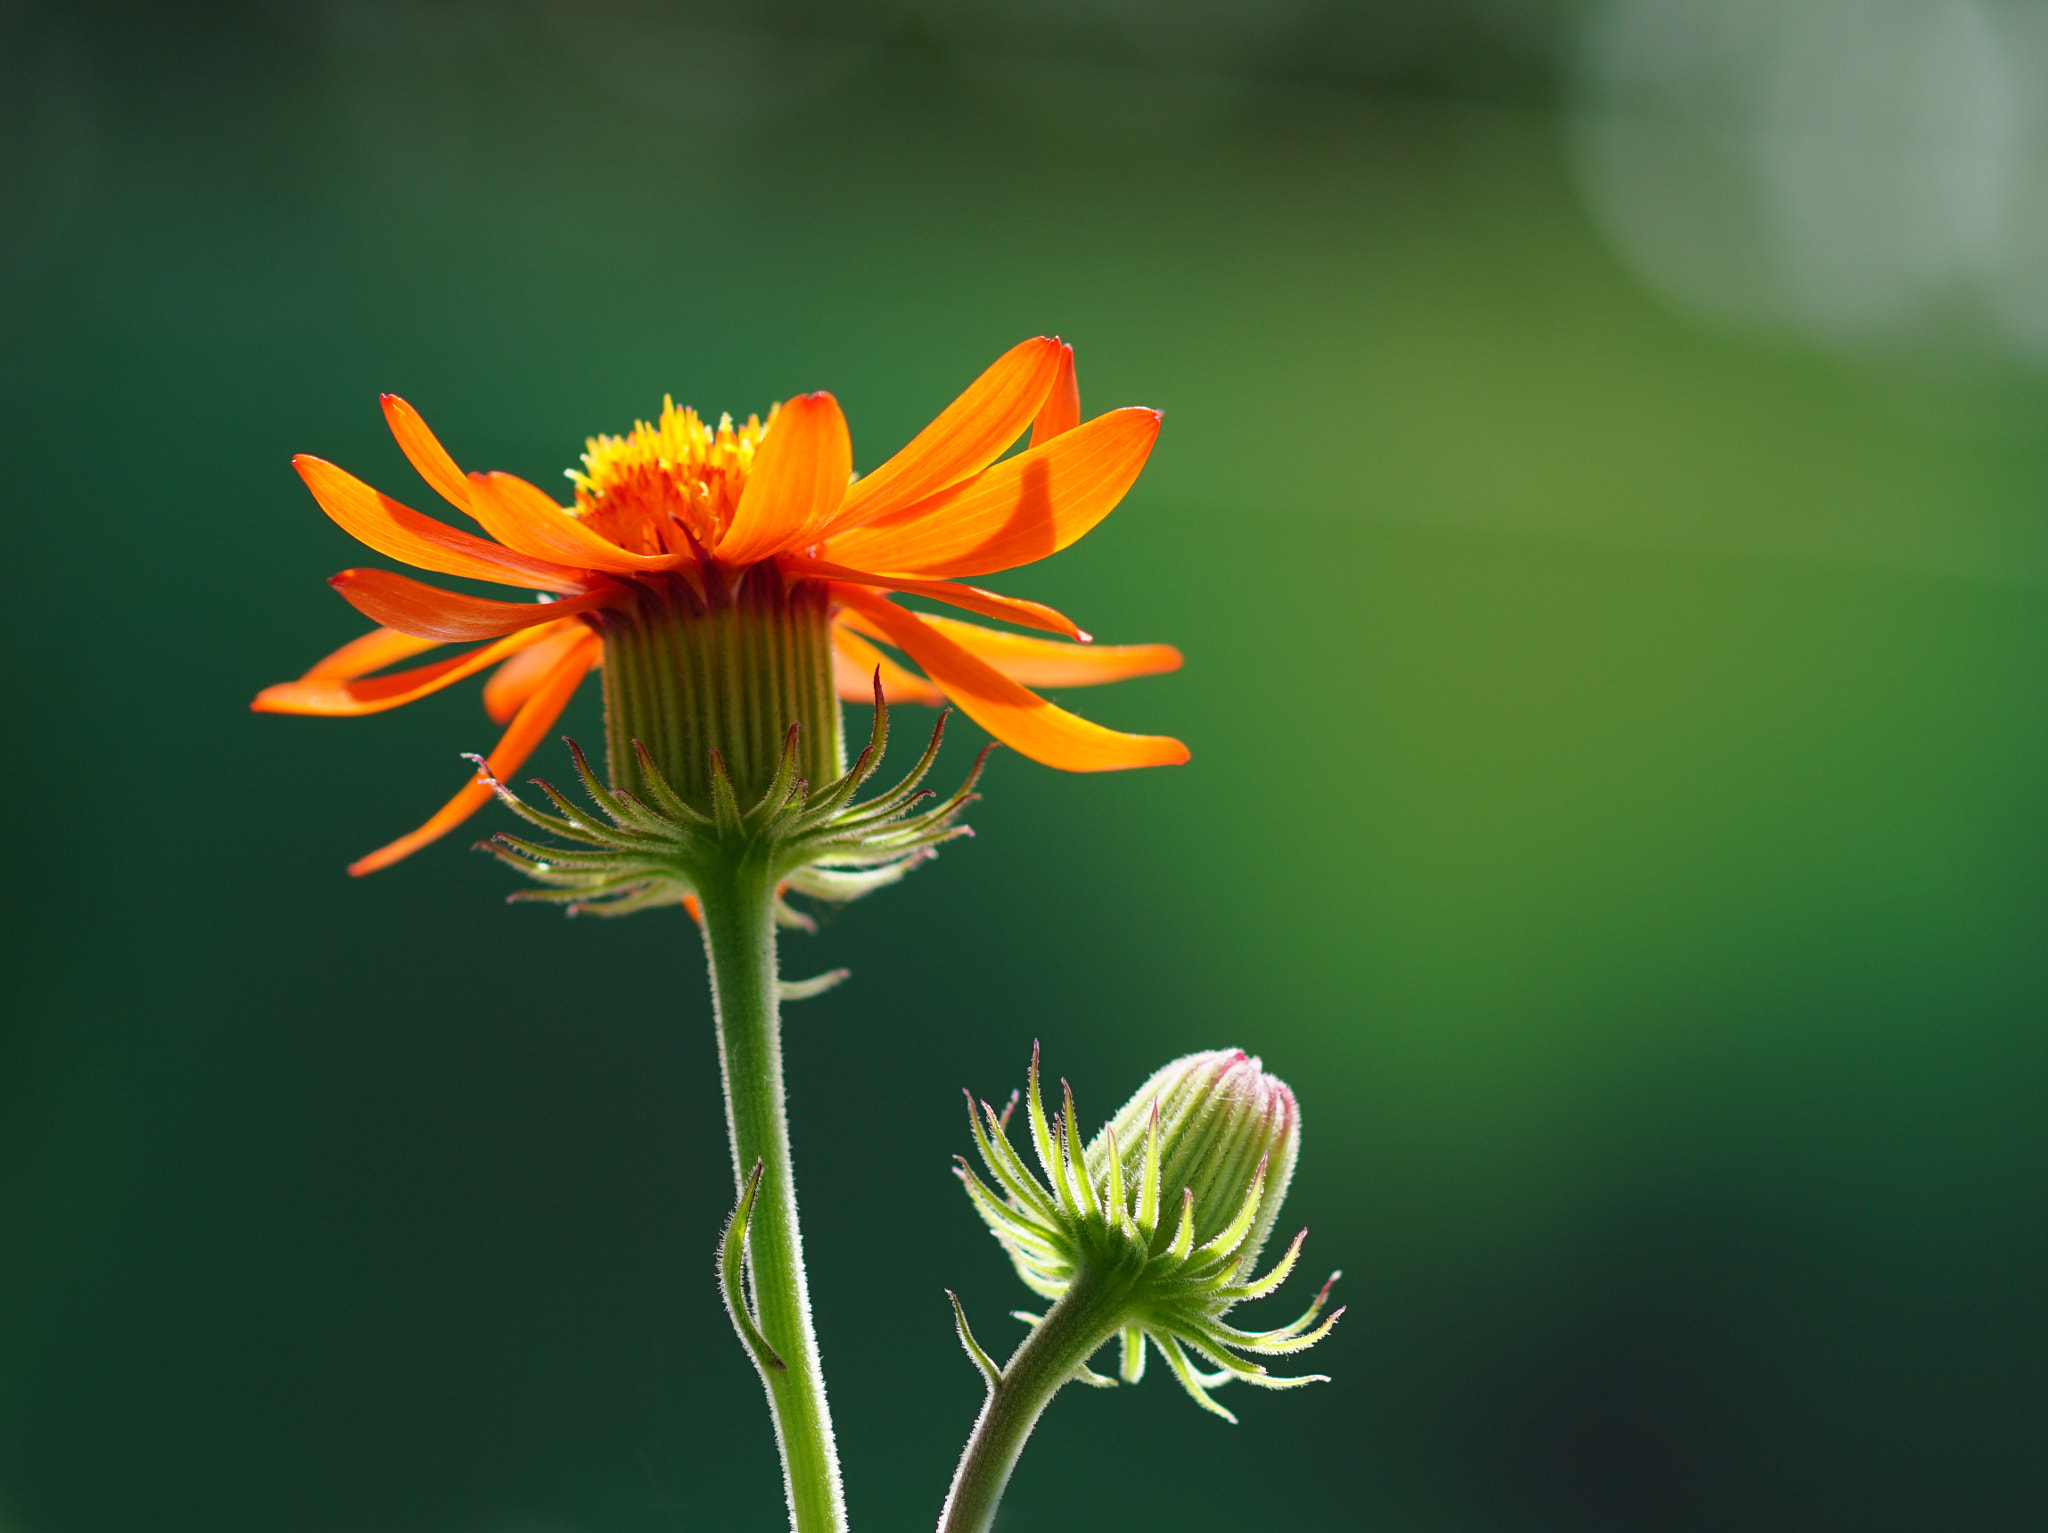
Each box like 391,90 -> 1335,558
698,854 -> 846,1533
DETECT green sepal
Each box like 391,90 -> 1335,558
947,1291 -> 1004,1391
1120,1324 -> 1147,1384
477,678 -> 985,922
779,969 -> 850,1002
719,1159 -> 787,1376
1157,1331 -> 1238,1422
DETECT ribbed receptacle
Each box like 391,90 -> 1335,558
593,564 -> 845,816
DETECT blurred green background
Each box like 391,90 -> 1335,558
4,2 -> 2044,1529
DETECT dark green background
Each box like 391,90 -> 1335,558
4,3 -> 2043,1530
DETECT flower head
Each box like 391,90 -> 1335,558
567,398 -> 773,555
254,339 -> 1187,875
957,1045 -> 1341,1421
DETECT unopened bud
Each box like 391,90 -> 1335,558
953,1043 -> 1339,1422
1092,1047 -> 1298,1277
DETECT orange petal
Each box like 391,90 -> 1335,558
793,558 -> 1086,639
467,470 -> 686,575
294,455 -> 586,593
348,633 -> 600,876
252,624 -> 559,716
836,590 -> 1187,771
1027,342 -> 1079,447
329,567 -> 621,641
380,395 -> 474,516
483,621 -> 597,724
819,337 -> 1064,536
299,625 -> 444,682
821,407 -> 1160,580
831,623 -> 945,707
717,391 -> 853,564
832,604 -> 895,648
911,613 -> 1181,688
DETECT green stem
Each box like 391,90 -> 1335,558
698,855 -> 847,1533
937,1274 -> 1129,1533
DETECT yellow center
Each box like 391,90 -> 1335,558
568,397 -> 780,556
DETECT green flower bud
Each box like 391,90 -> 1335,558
1096,1047 -> 1299,1282
954,1044 -> 1340,1424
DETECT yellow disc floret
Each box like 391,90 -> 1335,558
568,397 -> 780,556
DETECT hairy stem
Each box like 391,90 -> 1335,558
937,1272 -> 1129,1533
699,856 -> 846,1533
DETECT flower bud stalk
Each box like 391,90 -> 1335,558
938,1261 -> 1144,1533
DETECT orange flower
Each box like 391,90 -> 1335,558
255,337 -> 1187,875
